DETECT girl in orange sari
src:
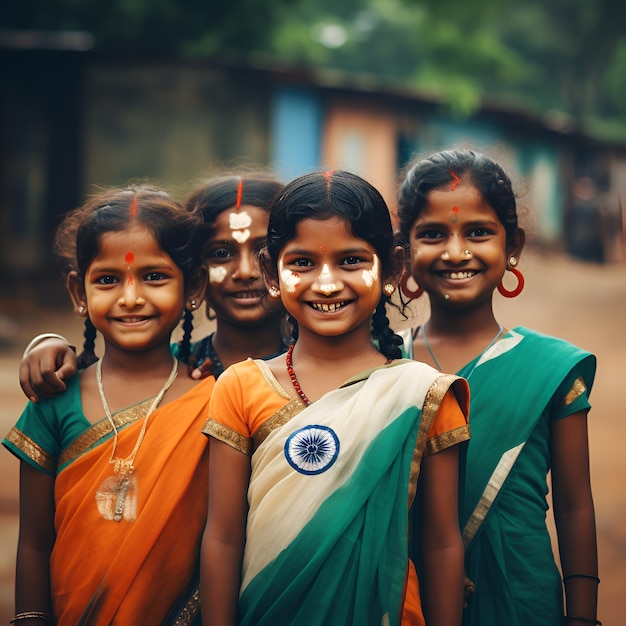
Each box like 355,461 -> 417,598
4,187 -> 210,625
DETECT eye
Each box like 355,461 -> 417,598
468,227 -> 492,238
96,275 -> 119,285
208,247 -> 234,261
293,258 -> 313,268
342,256 -> 364,266
417,229 -> 444,240
145,272 -> 167,281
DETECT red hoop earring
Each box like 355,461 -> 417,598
400,272 -> 423,300
497,267 -> 525,298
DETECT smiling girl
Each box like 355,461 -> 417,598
4,186 -> 211,624
200,170 -> 470,626
396,149 -> 599,626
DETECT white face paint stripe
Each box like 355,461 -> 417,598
279,259 -> 300,293
209,265 -> 228,284
361,255 -> 380,288
229,211 -> 252,243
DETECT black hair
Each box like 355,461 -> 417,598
185,174 -> 284,237
397,149 -> 519,251
54,185 -> 206,368
264,170 -> 403,360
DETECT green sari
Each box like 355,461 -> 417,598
402,326 -> 595,626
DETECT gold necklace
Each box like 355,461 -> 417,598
96,356 -> 179,479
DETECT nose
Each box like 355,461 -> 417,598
232,250 -> 261,281
444,236 -> 470,263
312,264 -> 343,296
117,279 -> 146,308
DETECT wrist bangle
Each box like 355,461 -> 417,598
10,611 -> 54,623
22,333 -> 72,359
563,617 -> 602,625
563,573 -> 600,584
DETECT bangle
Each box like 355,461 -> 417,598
22,333 -> 73,359
9,611 -> 54,623
563,574 -> 600,584
563,617 -> 602,625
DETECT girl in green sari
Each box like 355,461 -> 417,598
396,149 -> 599,626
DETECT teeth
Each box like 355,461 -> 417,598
311,302 -> 345,312
443,271 -> 476,280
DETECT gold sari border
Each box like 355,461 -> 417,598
4,428 -> 55,473
171,586 -> 201,626
462,441 -> 525,548
407,373 -> 460,508
426,423 -> 470,456
59,397 -> 154,468
203,419 -> 251,456
562,376 -> 587,407
253,359 -> 293,400
252,399 -> 304,452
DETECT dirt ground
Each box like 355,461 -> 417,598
0,247 -> 624,624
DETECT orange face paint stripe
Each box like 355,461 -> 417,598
449,168 -> 460,190
235,178 -> 243,210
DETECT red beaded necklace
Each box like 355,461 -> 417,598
286,343 -> 311,406
285,343 -> 394,406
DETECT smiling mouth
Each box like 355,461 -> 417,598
115,316 -> 151,323
441,270 -> 477,280
310,301 -> 348,312
230,290 -> 265,303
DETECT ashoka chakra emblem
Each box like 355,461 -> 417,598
284,425 -> 340,475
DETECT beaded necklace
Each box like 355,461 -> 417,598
285,343 -> 392,406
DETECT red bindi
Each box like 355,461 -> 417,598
125,252 -> 134,264
450,206 -> 459,223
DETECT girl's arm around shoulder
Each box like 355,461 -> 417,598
200,436 -> 251,626
551,409 -> 599,623
419,443 -> 464,626
15,461 -> 55,614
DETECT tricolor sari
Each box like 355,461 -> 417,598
4,374 -> 214,626
402,326 -> 596,626
203,358 -> 469,625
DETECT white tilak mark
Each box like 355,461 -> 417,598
361,255 -> 379,288
229,211 -> 252,243
209,265 -> 227,283
279,259 -> 300,293
232,229 -> 250,243
229,211 -> 252,230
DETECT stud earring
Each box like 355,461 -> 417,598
441,251 -> 450,261
463,249 -> 472,258
383,283 -> 395,296
508,256 -> 518,267
268,286 -> 281,299
190,300 -> 197,310
78,305 -> 86,315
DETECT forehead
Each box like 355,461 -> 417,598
286,216 -> 374,251
421,182 -> 498,221
210,204 -> 269,237
96,224 -> 160,256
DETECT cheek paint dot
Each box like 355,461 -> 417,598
125,252 -> 135,264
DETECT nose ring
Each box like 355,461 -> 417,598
441,251 -> 450,261
463,249 -> 472,258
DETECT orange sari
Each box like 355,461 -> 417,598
50,378 -> 213,625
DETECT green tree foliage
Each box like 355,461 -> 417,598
2,0 -> 626,139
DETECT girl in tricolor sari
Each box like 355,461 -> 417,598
201,170 -> 470,626
4,186 -> 212,625
396,149 -> 599,626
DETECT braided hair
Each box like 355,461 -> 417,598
264,170 -> 403,360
